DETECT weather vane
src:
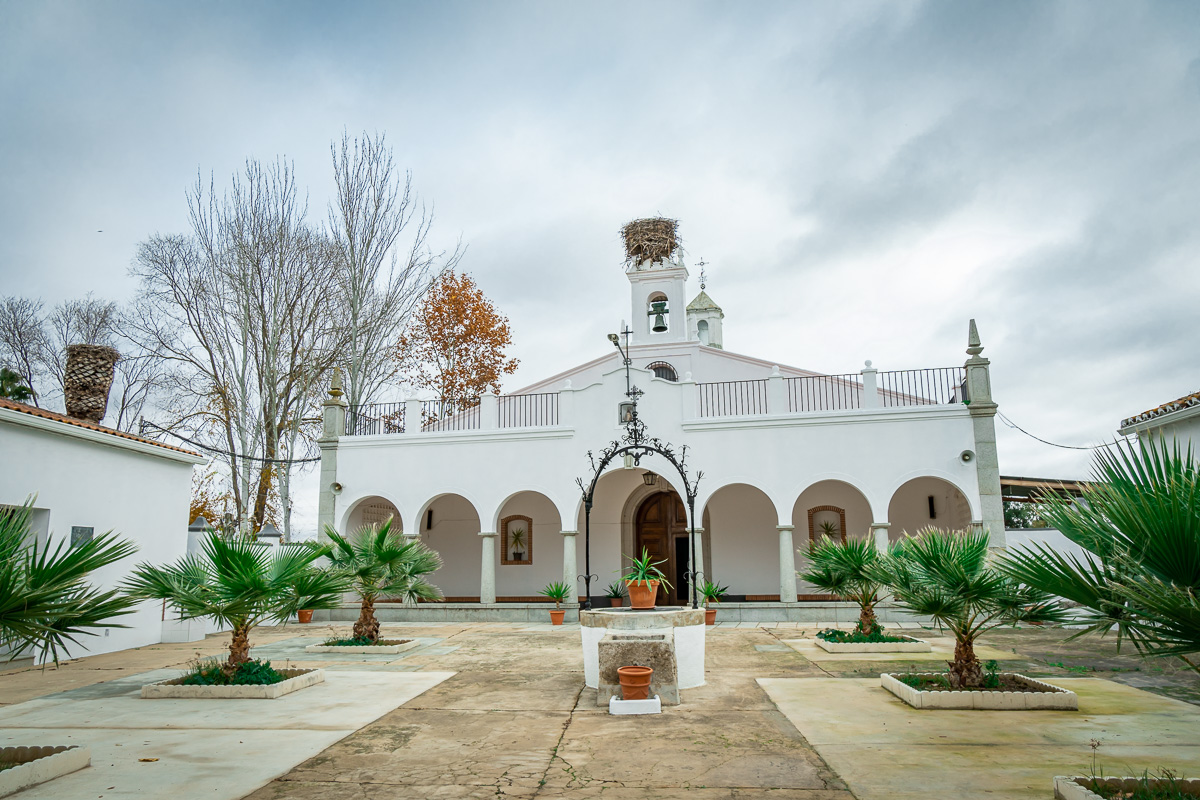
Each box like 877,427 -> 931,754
696,258 -> 708,290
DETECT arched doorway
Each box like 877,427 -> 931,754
634,489 -> 689,605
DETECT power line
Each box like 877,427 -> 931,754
139,420 -> 321,464
997,412 -> 1126,452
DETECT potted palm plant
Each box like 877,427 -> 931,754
509,527 -> 527,562
699,580 -> 728,625
308,520 -> 442,652
539,581 -> 571,624
872,527 -> 1073,709
125,531 -> 350,698
622,548 -> 671,609
799,536 -> 930,652
604,581 -> 626,608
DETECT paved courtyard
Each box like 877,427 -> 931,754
2,620 -> 1199,799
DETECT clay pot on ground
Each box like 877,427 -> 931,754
617,665 -> 653,700
625,580 -> 659,610
609,597 -> 623,608
297,610 -> 314,624
549,609 -> 565,625
705,608 -> 717,625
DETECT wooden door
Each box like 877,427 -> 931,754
634,491 -> 688,605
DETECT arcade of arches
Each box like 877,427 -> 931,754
339,471 -> 974,605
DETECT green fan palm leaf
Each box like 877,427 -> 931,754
800,536 -> 886,636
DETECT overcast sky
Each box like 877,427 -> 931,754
3,1 -> 1198,533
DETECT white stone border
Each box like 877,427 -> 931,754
814,636 -> 932,653
0,746 -> 91,797
1054,775 -> 1200,799
304,639 -> 420,654
608,695 -> 662,715
141,668 -> 324,699
881,672 -> 1078,710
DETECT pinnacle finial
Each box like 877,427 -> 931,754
966,319 -> 983,357
329,367 -> 344,398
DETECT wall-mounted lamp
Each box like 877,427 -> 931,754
643,471 -> 658,487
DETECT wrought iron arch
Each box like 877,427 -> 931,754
576,328 -> 704,609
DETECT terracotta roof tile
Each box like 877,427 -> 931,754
0,397 -> 202,457
1121,390 -> 1200,429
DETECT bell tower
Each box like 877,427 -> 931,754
621,218 -> 689,344
686,266 -> 724,349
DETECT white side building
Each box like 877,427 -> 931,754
1119,391 -> 1200,449
315,245 -> 1006,622
0,397 -> 206,661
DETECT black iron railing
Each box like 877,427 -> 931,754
878,367 -> 967,407
785,373 -> 864,412
697,379 -> 768,418
498,392 -> 559,428
344,403 -> 405,436
421,400 -> 481,431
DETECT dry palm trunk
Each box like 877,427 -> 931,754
948,637 -> 983,688
353,597 -> 381,643
856,597 -> 881,636
225,623 -> 253,674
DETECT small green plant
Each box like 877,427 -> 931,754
818,520 -> 839,540
816,627 -> 910,644
699,580 -> 729,605
322,635 -> 376,647
621,548 -> 672,590
604,581 -> 626,599
539,581 -> 571,609
981,659 -> 1001,688
509,527 -> 527,556
180,657 -> 286,686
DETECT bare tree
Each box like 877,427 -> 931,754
0,297 -> 48,406
129,161 -> 340,537
43,293 -> 118,395
328,130 -> 461,408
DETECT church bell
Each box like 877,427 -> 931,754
649,300 -> 668,333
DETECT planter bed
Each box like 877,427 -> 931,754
0,746 -> 90,797
141,668 -> 324,699
1055,775 -> 1200,799
304,638 -> 420,654
881,672 -> 1078,710
814,635 -> 931,653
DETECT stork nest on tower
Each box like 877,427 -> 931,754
620,217 -> 681,265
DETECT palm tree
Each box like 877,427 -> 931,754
320,519 -> 443,643
0,368 -> 34,403
0,497 -> 137,664
799,536 -> 885,636
124,531 -> 348,674
875,527 -> 1066,688
1000,438 -> 1200,673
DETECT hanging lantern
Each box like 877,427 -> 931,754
642,471 -> 658,487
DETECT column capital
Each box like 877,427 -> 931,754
775,524 -> 795,531
689,527 -> 705,534
479,530 -> 498,538
869,522 -> 890,529
560,530 -> 579,537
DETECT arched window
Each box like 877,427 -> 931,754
697,319 -> 710,345
647,361 -> 678,382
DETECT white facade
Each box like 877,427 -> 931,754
0,401 -> 205,660
318,253 -> 1005,609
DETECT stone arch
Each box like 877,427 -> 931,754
887,476 -> 974,541
414,492 -> 483,599
790,479 -> 874,597
701,482 -> 779,599
338,494 -> 404,536
492,490 -> 564,599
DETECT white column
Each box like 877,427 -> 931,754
480,393 -> 498,430
689,527 -> 706,585
861,360 -> 880,408
681,372 -> 697,420
402,530 -> 421,607
767,365 -> 785,415
777,525 -> 798,602
561,530 -> 579,605
479,531 -> 497,604
871,523 -> 891,553
405,398 -> 423,436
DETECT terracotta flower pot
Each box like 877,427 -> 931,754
705,608 -> 717,625
626,580 -> 659,609
297,610 -> 314,624
617,665 -> 654,700
549,608 -> 565,625
609,597 -> 623,608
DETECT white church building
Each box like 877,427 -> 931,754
315,225 -> 1005,622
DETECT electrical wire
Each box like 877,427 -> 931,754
139,420 -> 321,464
997,412 -> 1127,451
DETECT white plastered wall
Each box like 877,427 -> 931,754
887,476 -> 973,539
704,484 -> 778,597
791,480 -> 875,594
418,494 -> 481,598
494,491 -> 563,598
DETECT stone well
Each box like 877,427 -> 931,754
580,607 -> 705,701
